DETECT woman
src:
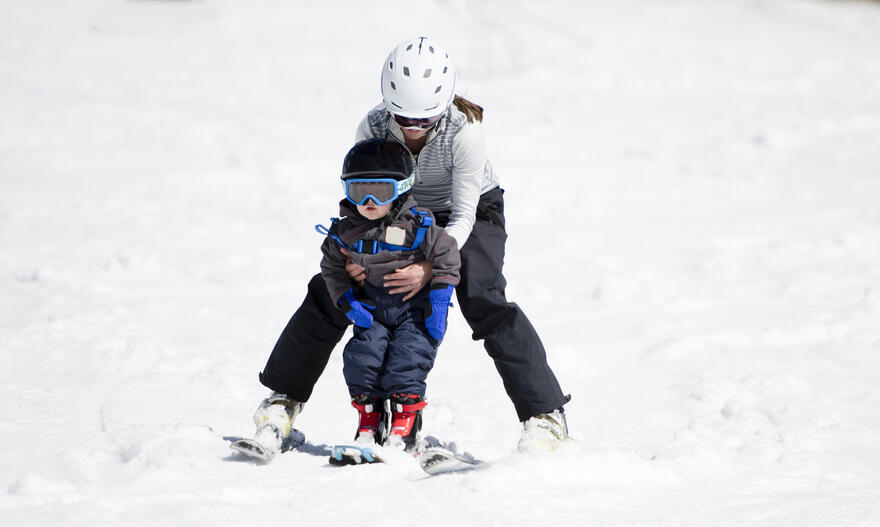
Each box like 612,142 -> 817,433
253,37 -> 570,454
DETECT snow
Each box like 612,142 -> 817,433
2,0 -> 880,524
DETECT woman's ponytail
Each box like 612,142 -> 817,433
453,95 -> 484,123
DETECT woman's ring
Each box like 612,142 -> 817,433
408,284 -> 413,290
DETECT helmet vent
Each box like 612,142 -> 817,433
403,66 -> 410,77
423,69 -> 432,78
429,46 -> 435,53
443,66 -> 448,74
406,44 -> 413,51
434,85 -> 442,94
390,81 -> 396,90
389,61 -> 393,70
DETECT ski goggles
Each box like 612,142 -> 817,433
343,174 -> 415,206
392,113 -> 443,130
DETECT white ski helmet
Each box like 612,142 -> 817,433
381,37 -> 456,119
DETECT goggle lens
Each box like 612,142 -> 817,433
392,113 -> 442,130
346,180 -> 397,205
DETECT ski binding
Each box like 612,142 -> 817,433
329,444 -> 385,466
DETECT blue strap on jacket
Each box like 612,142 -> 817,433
315,208 -> 433,254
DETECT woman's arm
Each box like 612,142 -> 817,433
383,261 -> 432,301
355,113 -> 373,142
445,121 -> 487,249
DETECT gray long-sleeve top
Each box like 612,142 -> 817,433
320,195 -> 461,307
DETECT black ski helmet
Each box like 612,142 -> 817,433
341,138 -> 414,182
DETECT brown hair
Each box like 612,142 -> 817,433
453,95 -> 484,123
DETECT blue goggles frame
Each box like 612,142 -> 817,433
343,174 -> 415,206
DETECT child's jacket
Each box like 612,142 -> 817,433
320,195 -> 460,306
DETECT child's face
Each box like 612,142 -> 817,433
356,199 -> 393,221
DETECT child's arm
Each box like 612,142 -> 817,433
321,236 -> 375,328
320,236 -> 357,306
423,223 -> 461,287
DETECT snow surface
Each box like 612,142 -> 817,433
2,0 -> 880,524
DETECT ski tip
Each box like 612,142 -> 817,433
230,439 -> 273,464
418,447 -> 484,475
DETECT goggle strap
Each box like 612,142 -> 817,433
396,173 -> 415,195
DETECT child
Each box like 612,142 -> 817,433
318,137 -> 460,451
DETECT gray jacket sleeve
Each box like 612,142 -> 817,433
355,113 -> 373,142
320,236 -> 354,307
446,120 -> 486,249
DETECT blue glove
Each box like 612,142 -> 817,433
339,289 -> 375,328
424,284 -> 454,341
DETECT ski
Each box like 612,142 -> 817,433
230,437 -> 275,463
228,428 -> 305,464
329,444 -> 385,466
327,442 -> 485,476
418,446 -> 485,475
231,427 -> 485,475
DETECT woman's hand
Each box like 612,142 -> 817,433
340,249 -> 366,287
384,261 -> 432,301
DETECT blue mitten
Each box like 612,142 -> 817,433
424,284 -> 454,341
339,289 -> 375,328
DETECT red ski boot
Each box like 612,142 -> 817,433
351,395 -> 386,445
388,393 -> 427,452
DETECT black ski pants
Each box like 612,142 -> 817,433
259,188 -> 569,421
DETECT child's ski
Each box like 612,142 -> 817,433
327,443 -> 485,476
418,446 -> 485,475
329,444 -> 385,466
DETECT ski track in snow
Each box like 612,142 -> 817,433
2,0 -> 880,525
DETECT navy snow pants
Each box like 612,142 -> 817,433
342,283 -> 436,397
259,188 -> 569,421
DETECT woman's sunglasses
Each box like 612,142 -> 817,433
392,113 -> 443,130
